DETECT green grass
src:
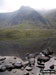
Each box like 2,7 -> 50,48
0,27 -> 56,42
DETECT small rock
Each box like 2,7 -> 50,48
13,70 -> 17,73
1,66 -> 6,71
23,70 -> 29,75
25,66 -> 32,71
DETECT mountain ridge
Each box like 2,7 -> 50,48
0,6 -> 50,29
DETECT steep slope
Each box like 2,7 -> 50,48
44,9 -> 56,29
0,6 -> 49,29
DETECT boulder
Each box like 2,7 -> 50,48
5,63 -> 14,70
0,65 -> 6,72
28,54 -> 35,59
37,61 -> 44,65
37,55 -> 50,62
37,64 -> 45,69
14,61 -> 22,68
23,61 -> 29,68
42,49 -> 49,56
47,48 -> 53,55
50,65 -> 54,69
29,58 -> 35,66
0,56 -> 6,61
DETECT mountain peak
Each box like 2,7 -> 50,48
19,6 -> 34,11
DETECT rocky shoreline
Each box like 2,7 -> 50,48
0,47 -> 55,75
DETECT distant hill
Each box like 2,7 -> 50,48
0,6 -> 50,29
44,9 -> 56,29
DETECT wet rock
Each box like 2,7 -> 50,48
25,66 -> 32,71
23,70 -> 29,75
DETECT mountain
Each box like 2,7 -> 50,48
43,9 -> 56,29
0,6 -> 50,29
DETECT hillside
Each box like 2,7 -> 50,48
0,6 -> 56,57
0,6 -> 50,29
44,9 -> 56,29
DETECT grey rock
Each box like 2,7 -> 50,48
42,49 -> 49,56
37,55 -> 50,62
0,65 -> 6,71
0,57 -> 6,61
14,61 -> 22,68
23,61 -> 29,68
29,58 -> 35,66
1,66 -> 6,71
5,63 -> 14,69
25,66 -> 32,71
23,70 -> 29,75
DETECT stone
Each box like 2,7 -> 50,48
37,55 -> 50,62
0,56 -> 6,61
14,61 -> 22,68
50,65 -> 54,69
42,49 -> 49,56
23,61 -> 29,68
5,63 -> 14,69
23,70 -> 29,75
29,58 -> 35,66
1,66 -> 6,71
0,65 -> 6,72
25,66 -> 32,71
